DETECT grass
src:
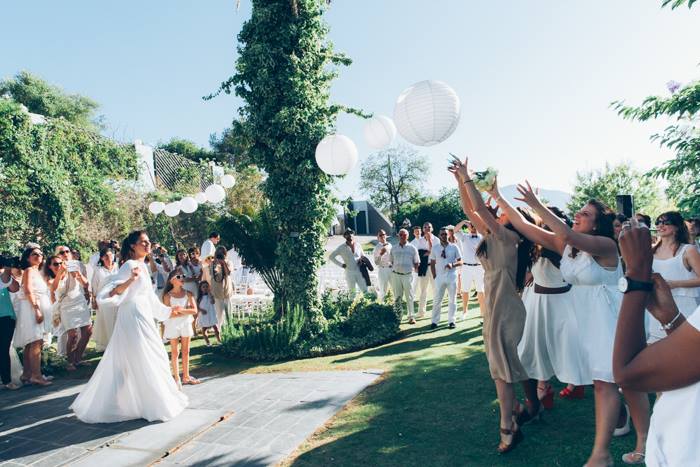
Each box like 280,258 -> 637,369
60,299 -> 640,466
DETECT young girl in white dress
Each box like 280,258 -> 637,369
71,231 -> 188,423
90,247 -> 119,351
648,211 -> 700,343
196,281 -> 220,346
162,267 -> 200,386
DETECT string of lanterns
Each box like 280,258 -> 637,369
315,79 -> 461,176
147,174 -> 236,217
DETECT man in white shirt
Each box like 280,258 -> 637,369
390,229 -> 420,324
413,222 -> 439,318
200,232 -> 220,260
328,229 -> 367,294
454,220 -> 485,318
372,229 -> 392,301
409,225 -> 422,294
430,227 -> 463,329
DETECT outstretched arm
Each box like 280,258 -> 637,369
486,180 -> 564,255
516,181 -> 617,258
449,156 -> 502,236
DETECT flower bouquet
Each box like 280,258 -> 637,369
473,167 -> 498,191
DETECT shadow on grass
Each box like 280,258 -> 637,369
291,339 -> 638,467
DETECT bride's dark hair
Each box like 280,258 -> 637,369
120,230 -> 147,265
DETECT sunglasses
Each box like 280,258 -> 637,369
174,274 -> 185,280
441,249 -> 447,258
58,250 -> 70,255
30,252 -> 44,257
655,219 -> 672,226
52,261 -> 63,267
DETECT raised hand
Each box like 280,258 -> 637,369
618,218 -> 653,282
485,175 -> 500,198
448,153 -> 471,181
514,180 -> 543,208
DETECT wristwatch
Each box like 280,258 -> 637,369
617,276 -> 653,294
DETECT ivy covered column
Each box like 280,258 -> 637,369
213,0 -> 352,332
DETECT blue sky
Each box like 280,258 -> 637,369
2,1 -> 699,198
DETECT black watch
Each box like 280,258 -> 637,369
617,276 -> 653,294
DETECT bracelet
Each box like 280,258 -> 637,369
661,311 -> 682,331
463,179 -> 473,184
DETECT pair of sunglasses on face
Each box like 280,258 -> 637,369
655,219 -> 673,226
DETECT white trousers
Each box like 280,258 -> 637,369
345,269 -> 367,294
415,274 -> 434,314
432,275 -> 458,325
391,272 -> 415,319
376,267 -> 392,301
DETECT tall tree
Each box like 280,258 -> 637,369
359,146 -> 429,225
0,71 -> 100,129
208,0 -> 361,331
567,162 -> 665,216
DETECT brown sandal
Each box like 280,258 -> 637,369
183,377 -> 201,385
497,424 -> 523,454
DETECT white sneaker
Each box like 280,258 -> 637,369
613,404 -> 631,437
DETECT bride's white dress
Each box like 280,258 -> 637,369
71,259 -> 188,423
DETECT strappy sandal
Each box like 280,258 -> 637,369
621,452 -> 645,465
28,377 -> 52,387
183,377 -> 201,385
497,424 -> 523,454
514,400 -> 543,426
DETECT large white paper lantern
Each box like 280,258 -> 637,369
220,174 -> 236,188
393,80 -> 461,146
164,201 -> 181,217
315,134 -> 358,176
194,192 -> 207,204
364,115 -> 397,150
148,201 -> 165,215
180,196 -> 198,214
205,184 -> 226,203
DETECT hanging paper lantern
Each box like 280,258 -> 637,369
220,174 -> 236,188
393,80 -> 461,146
180,196 -> 198,214
194,192 -> 207,204
363,115 -> 397,150
205,184 -> 226,203
164,201 -> 181,217
315,134 -> 358,176
148,201 -> 165,215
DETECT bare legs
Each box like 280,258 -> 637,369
460,291 -> 484,317
169,337 -> 199,386
623,389 -> 650,459
21,340 -> 50,386
169,338 -> 181,386
494,378 -> 516,446
585,381 -> 619,467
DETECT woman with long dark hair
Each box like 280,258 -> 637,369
513,182 -> 649,467
71,231 -> 188,423
91,247 -> 119,351
449,157 -> 539,453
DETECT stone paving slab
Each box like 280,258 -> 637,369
0,370 -> 382,467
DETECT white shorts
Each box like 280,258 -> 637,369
163,316 -> 194,340
460,264 -> 484,293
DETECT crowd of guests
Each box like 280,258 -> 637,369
0,232 -> 243,390
329,156 -> 700,466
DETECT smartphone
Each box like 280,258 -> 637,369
67,260 -> 79,272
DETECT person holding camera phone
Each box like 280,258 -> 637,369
51,246 -> 92,370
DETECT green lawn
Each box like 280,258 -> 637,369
65,300 -> 639,466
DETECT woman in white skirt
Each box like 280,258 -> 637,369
50,249 -> 92,371
71,231 -> 188,423
501,183 -> 649,467
648,211 -> 700,343
91,247 -> 119,351
14,246 -> 52,386
614,222 -> 700,467
162,267 -> 200,386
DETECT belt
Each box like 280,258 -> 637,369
464,263 -> 481,266
379,265 -> 392,268
534,283 -> 572,295
392,271 -> 412,275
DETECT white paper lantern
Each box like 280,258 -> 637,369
315,134 -> 358,176
220,174 -> 236,188
164,201 -> 181,217
363,115 -> 397,150
180,196 -> 198,214
393,80 -> 461,146
148,201 -> 165,215
194,192 -> 207,204
205,184 -> 226,203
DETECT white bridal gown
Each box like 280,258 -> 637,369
71,259 -> 188,423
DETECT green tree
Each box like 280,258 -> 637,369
396,188 -> 463,232
359,146 -> 429,226
0,71 -> 100,129
157,138 -> 213,163
613,79 -> 700,216
566,162 -> 665,216
207,0 -> 362,330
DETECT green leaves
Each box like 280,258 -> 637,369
661,0 -> 696,9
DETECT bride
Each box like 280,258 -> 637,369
71,231 -> 188,423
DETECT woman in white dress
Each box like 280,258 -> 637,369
162,267 -> 200,386
14,246 -> 52,387
614,222 -> 700,467
50,249 -> 92,371
196,280 -> 220,345
71,231 -> 188,423
647,211 -> 700,343
91,247 -> 119,351
511,184 -> 649,467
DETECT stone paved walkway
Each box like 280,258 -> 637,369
0,370 -> 382,467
